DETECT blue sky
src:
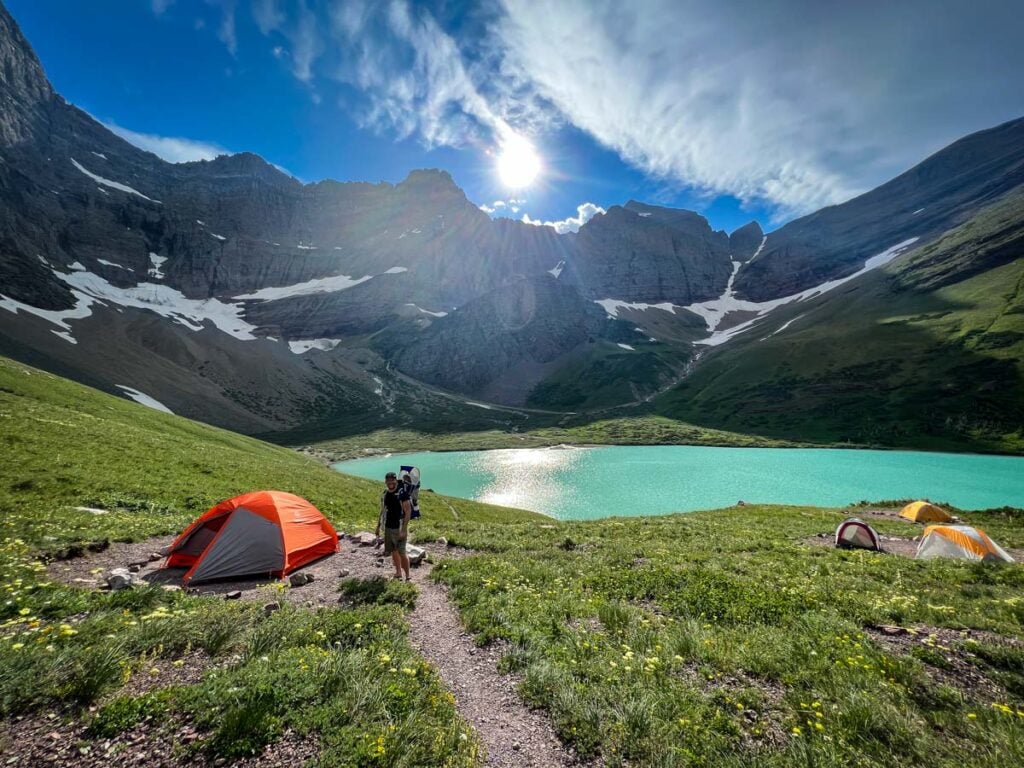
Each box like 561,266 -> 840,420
9,1 -> 1023,235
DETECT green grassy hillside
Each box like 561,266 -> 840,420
1,356 -> 1022,767
656,195 -> 1024,454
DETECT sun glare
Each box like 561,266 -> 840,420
496,134 -> 542,189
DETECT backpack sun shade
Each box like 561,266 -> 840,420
835,518 -> 881,551
165,491 -> 338,584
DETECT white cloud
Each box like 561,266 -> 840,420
102,122 -> 231,163
201,0 -> 238,55
522,202 -> 605,234
151,0 -> 175,14
252,0 -> 322,83
323,1 -> 515,148
492,0 -> 1024,218
252,0 -> 285,34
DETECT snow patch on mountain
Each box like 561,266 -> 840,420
71,159 -> 160,203
0,290 -> 96,331
405,303 -> 448,318
58,270 -> 259,340
760,313 -> 806,341
384,267 -> 408,274
287,338 -> 342,354
548,260 -> 565,279
97,259 -> 129,270
691,237 -> 920,346
210,233 -> 227,241
236,273 -> 373,301
147,253 -> 166,280
617,343 -> 635,351
746,235 -> 768,263
595,298 -> 677,319
116,385 -> 174,414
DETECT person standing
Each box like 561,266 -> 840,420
376,471 -> 412,580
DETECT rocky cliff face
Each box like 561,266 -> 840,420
0,1 -> 51,146
570,202 -> 733,304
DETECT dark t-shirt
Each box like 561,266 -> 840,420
382,485 -> 410,529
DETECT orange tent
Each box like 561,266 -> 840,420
165,491 -> 337,583
917,525 -> 1015,563
899,500 -> 952,524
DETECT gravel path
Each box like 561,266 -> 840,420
408,577 -> 586,767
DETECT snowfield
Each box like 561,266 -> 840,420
115,385 -> 174,414
71,158 -> 160,203
687,237 -> 920,346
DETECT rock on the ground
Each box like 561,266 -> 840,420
225,591 -> 242,600
128,564 -> 142,573
148,552 -> 163,562
339,568 -> 350,578
407,545 -> 426,565
106,568 -> 136,591
437,537 -> 448,547
289,572 -> 314,587
354,531 -> 378,546
264,601 -> 281,615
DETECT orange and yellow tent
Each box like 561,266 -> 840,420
899,500 -> 952,524
165,491 -> 338,583
916,525 -> 1014,563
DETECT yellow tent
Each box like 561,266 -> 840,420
899,500 -> 952,524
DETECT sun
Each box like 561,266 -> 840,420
496,134 -> 542,189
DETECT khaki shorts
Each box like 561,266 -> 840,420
383,527 -> 406,555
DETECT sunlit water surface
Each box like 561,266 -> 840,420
333,446 -> 1024,520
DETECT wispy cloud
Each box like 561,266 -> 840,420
206,0 -> 238,56
102,121 -> 230,163
234,0 -> 1024,218
523,202 -> 605,234
492,0 -> 1024,218
324,1 -> 513,147
151,0 -> 175,14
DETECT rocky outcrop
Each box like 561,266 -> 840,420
0,1 -> 52,146
571,202 -> 733,304
728,221 -> 764,261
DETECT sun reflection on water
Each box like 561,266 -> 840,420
472,448 -> 585,515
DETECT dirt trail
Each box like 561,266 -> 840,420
407,572 -> 584,767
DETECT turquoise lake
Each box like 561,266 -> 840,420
333,446 -> 1024,520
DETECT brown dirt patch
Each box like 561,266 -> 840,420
0,713 -> 317,768
47,534 -> 458,608
865,625 -> 1020,704
803,532 -> 920,558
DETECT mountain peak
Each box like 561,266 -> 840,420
399,168 -> 459,190
728,221 -> 765,261
0,1 -> 55,145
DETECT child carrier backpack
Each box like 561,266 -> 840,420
400,465 -> 421,519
